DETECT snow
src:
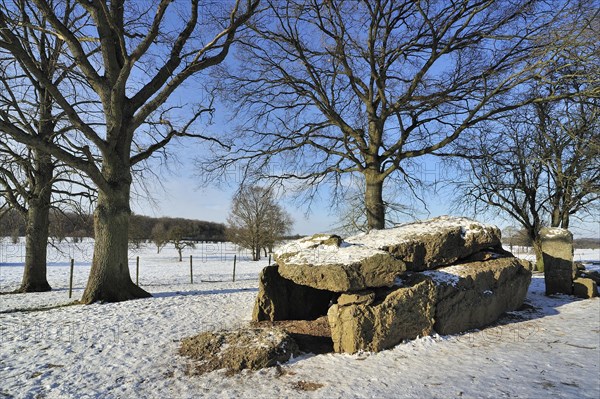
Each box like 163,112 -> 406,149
274,234 -> 339,258
346,215 -> 500,249
276,216 -> 500,267
1,240 -> 599,399
541,227 -> 572,239
279,243 -> 390,266
421,267 -> 463,287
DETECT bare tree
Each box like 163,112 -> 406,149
0,140 -> 54,291
151,222 -> 168,254
167,226 -> 196,262
227,186 -> 292,261
454,73 -> 599,270
167,226 -> 195,262
332,175 -> 417,235
201,0 -> 586,230
261,204 -> 293,256
0,1 -> 94,292
0,0 -> 259,302
0,138 -> 94,292
452,4 -> 600,269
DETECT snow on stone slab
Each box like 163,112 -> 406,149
273,234 -> 407,291
540,227 -> 573,240
278,241 -> 392,267
274,234 -> 342,259
344,216 -> 502,271
421,263 -> 482,284
421,267 -> 463,287
346,215 -> 500,249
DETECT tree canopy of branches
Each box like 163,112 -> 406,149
0,0 -> 259,303
454,29 -> 600,270
227,186 -> 292,261
202,0 -> 587,230
0,0 -> 95,292
456,98 -> 599,269
455,3 -> 600,270
150,222 -> 169,254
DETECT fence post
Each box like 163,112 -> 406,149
233,254 -> 237,282
68,258 -> 74,298
190,255 -> 193,284
136,256 -> 140,286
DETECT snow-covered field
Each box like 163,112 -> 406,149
1,240 -> 599,399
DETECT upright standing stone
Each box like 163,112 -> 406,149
541,227 -> 574,295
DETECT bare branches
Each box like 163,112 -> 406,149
227,185 -> 292,260
131,0 -> 260,130
0,0 -> 265,212
453,69 -> 599,253
201,0 -> 594,229
130,102 -> 230,165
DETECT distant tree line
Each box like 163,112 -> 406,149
502,226 -> 599,250
129,215 -> 226,243
0,209 -> 225,242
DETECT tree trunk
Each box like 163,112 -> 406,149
365,172 -> 385,230
254,245 -> 261,261
81,175 -> 150,303
18,153 -> 53,292
532,236 -> 544,272
551,207 -> 561,227
560,213 -> 570,229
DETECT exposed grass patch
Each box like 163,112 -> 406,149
292,380 -> 324,391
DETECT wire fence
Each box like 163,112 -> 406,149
0,238 -> 270,293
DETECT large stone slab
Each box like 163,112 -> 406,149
274,234 -> 406,292
346,216 -> 502,271
428,256 -> 532,335
327,276 -> 436,353
541,227 -> 575,295
252,265 -> 338,322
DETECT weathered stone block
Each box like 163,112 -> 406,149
327,276 -> 436,354
345,216 -> 502,271
336,291 -> 376,306
573,277 -> 598,299
580,269 -> 600,286
541,227 -> 574,295
275,235 -> 406,292
258,218 -> 535,355
428,256 -> 532,335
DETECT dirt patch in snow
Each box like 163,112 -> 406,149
292,380 -> 324,391
179,327 -> 300,375
252,316 -> 333,355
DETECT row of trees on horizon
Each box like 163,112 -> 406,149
0,208 -> 228,243
0,0 -> 598,303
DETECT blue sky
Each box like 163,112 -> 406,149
124,9 -> 599,240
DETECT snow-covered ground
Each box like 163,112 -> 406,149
1,240 -> 599,399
